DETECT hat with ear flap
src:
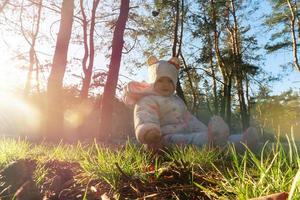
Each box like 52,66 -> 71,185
147,56 -> 181,86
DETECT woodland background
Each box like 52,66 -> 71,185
0,0 -> 299,142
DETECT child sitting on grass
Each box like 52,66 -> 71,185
123,56 -> 258,150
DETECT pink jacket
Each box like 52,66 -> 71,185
123,81 -> 208,144
134,94 -> 208,143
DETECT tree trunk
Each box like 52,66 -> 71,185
46,0 -> 74,141
172,0 -> 186,103
225,76 -> 232,128
211,63 -> 218,115
35,52 -> 40,93
99,0 -> 129,139
237,79 -> 249,129
220,81 -> 227,119
228,0 -> 249,130
211,0 -> 229,119
24,47 -> 34,96
287,0 -> 300,72
172,0 -> 179,56
207,26 -> 218,115
23,0 -> 42,97
245,75 -> 251,119
180,52 -> 197,112
178,0 -> 196,108
80,0 -> 100,99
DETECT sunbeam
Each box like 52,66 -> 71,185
0,92 -> 41,138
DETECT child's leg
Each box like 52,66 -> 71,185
228,134 -> 242,143
163,132 -> 208,147
242,127 -> 259,146
228,127 -> 259,152
207,116 -> 229,146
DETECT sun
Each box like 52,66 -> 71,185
0,49 -> 27,93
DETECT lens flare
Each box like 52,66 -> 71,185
0,92 -> 41,138
64,101 -> 93,129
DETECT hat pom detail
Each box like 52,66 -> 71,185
147,56 -> 159,66
168,57 -> 181,70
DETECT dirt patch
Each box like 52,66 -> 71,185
0,159 -> 40,199
0,159 -> 111,200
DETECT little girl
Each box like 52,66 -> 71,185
123,56 -> 258,150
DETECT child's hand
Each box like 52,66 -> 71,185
144,129 -> 161,144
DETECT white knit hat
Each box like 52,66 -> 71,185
147,56 -> 180,86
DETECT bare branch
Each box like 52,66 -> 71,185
0,0 -> 9,13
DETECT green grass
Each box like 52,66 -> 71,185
0,137 -> 31,168
0,137 -> 300,199
210,136 -> 300,199
78,140 -> 153,188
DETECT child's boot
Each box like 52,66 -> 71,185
208,116 -> 229,146
229,127 -> 259,153
242,126 -> 259,150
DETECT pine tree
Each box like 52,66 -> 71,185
265,0 -> 300,72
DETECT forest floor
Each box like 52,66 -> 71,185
0,158 -> 220,200
0,138 -> 297,200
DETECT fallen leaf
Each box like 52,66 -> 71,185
250,192 -> 289,200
